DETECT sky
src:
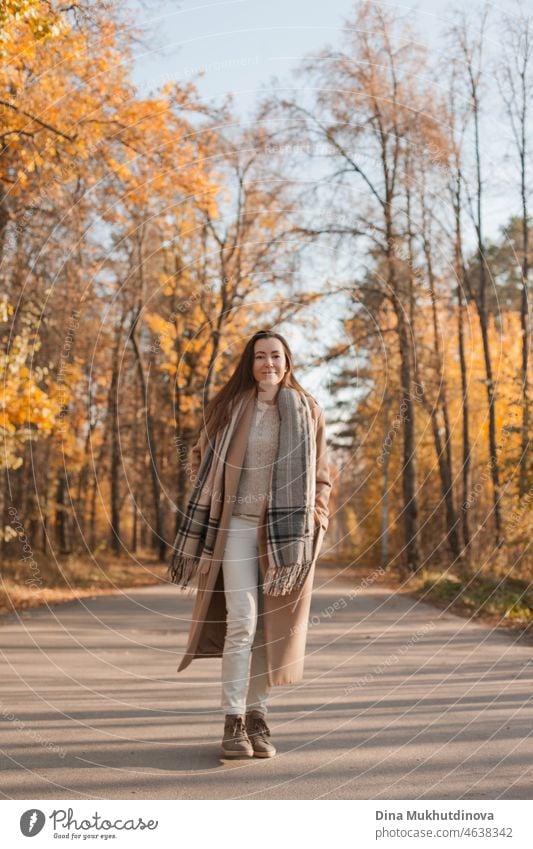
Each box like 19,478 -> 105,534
125,0 -> 524,412
126,0 -> 517,243
130,0 -> 460,110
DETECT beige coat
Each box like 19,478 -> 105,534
176,388 -> 332,686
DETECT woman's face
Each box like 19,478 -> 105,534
252,337 -> 287,387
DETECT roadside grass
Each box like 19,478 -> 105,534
0,551 -> 168,615
411,570 -> 533,631
320,551 -> 533,640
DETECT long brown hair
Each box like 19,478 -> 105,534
202,330 -> 309,438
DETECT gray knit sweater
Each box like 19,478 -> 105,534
233,398 -> 280,520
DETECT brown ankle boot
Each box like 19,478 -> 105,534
245,710 -> 276,758
221,714 -> 253,758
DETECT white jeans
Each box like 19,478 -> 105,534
221,515 -> 270,716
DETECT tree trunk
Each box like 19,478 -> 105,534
130,308 -> 165,561
518,136 -> 530,498
109,328 -> 122,555
420,221 -> 462,565
470,51 -> 504,546
55,475 -> 70,555
380,402 -> 391,570
387,217 -> 420,573
457,279 -> 472,562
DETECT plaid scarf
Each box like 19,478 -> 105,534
169,386 -> 316,597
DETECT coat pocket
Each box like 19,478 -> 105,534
289,525 -> 326,615
311,522 -> 326,567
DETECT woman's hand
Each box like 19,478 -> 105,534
314,407 -> 332,532
314,508 -> 325,530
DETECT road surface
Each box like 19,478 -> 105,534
1,564 -> 532,799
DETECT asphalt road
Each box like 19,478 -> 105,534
1,564 -> 532,800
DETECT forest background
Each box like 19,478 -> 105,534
1,0 -> 532,632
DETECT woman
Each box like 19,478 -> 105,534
169,330 -> 332,759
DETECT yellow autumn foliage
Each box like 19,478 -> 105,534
1,299 -> 62,468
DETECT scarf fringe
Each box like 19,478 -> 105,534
168,555 -> 199,591
263,559 -> 313,597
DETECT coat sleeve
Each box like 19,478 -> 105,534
190,427 -> 209,479
314,407 -> 332,531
